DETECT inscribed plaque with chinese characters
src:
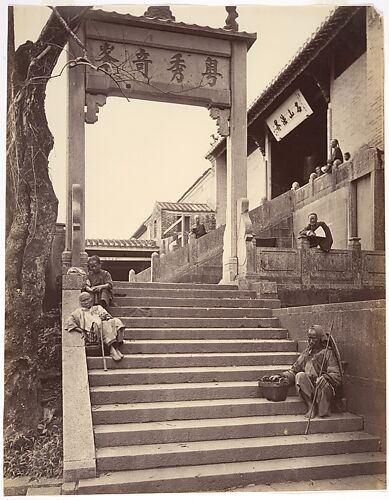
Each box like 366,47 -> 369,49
266,90 -> 313,141
85,21 -> 231,107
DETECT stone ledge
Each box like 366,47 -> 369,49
4,477 -> 62,496
62,289 -> 96,483
274,298 -> 385,315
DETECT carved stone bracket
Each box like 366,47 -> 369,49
209,107 -> 230,137
85,93 -> 107,124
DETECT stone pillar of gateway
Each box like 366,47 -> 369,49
62,6 -> 256,284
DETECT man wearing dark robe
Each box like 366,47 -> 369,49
191,215 -> 207,239
299,213 -> 333,252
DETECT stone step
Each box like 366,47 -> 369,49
113,296 -> 281,309
93,413 -> 363,447
90,380 -> 264,405
114,282 -> 238,290
111,306 -> 274,318
88,364 -> 291,386
119,317 -> 280,328
76,452 -> 386,494
114,288 -> 256,299
93,339 -> 297,355
91,396 -> 306,424
96,431 -> 381,471
87,351 -> 299,369
122,327 -> 288,340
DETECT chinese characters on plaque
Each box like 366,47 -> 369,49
88,40 -> 228,93
266,90 -> 313,141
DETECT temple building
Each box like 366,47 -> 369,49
178,6 -> 383,251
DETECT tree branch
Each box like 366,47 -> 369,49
49,6 -> 88,56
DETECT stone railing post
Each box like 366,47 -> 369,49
150,252 -> 160,282
298,237 -> 311,286
188,232 -> 198,265
309,172 -> 317,198
348,237 -> 362,285
298,235 -> 311,250
160,253 -> 167,277
237,198 -> 258,288
128,269 -> 136,282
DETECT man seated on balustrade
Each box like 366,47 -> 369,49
299,213 -> 333,252
65,292 -> 125,361
82,255 -> 113,308
271,325 -> 342,418
190,215 -> 207,239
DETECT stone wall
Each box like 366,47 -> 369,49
273,300 -> 386,448
136,225 -> 224,283
293,183 -> 349,249
366,7 -> 384,150
292,146 -> 383,251
249,191 -> 294,248
331,52 -> 367,157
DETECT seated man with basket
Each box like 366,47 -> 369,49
270,324 -> 343,419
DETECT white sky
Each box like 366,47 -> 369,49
5,1 -> 388,241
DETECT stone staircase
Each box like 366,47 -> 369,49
76,281 -> 385,494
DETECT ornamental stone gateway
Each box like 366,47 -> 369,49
62,6 -> 256,284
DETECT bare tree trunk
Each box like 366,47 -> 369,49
5,6 -> 90,437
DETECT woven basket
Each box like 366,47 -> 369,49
258,377 -> 289,402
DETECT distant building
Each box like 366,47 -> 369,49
132,201 -> 216,251
85,238 -> 159,280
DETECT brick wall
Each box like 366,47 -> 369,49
331,52 -> 367,156
366,7 -> 384,150
161,211 -> 216,237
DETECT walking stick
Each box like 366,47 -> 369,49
304,320 -> 334,435
99,326 -> 107,371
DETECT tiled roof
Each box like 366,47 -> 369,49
247,6 -> 361,125
88,9 -> 257,48
156,202 -> 214,212
85,238 -> 159,249
207,6 -> 361,158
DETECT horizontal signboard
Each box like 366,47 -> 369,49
266,89 -> 313,141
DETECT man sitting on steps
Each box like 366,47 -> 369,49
65,292 -> 125,361
271,324 -> 342,419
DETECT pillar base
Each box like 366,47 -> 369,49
220,257 -> 238,284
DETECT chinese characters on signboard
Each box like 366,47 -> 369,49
266,90 -> 313,141
90,41 -> 227,91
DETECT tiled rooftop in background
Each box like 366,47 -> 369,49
156,201 -> 214,212
85,238 -> 159,249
